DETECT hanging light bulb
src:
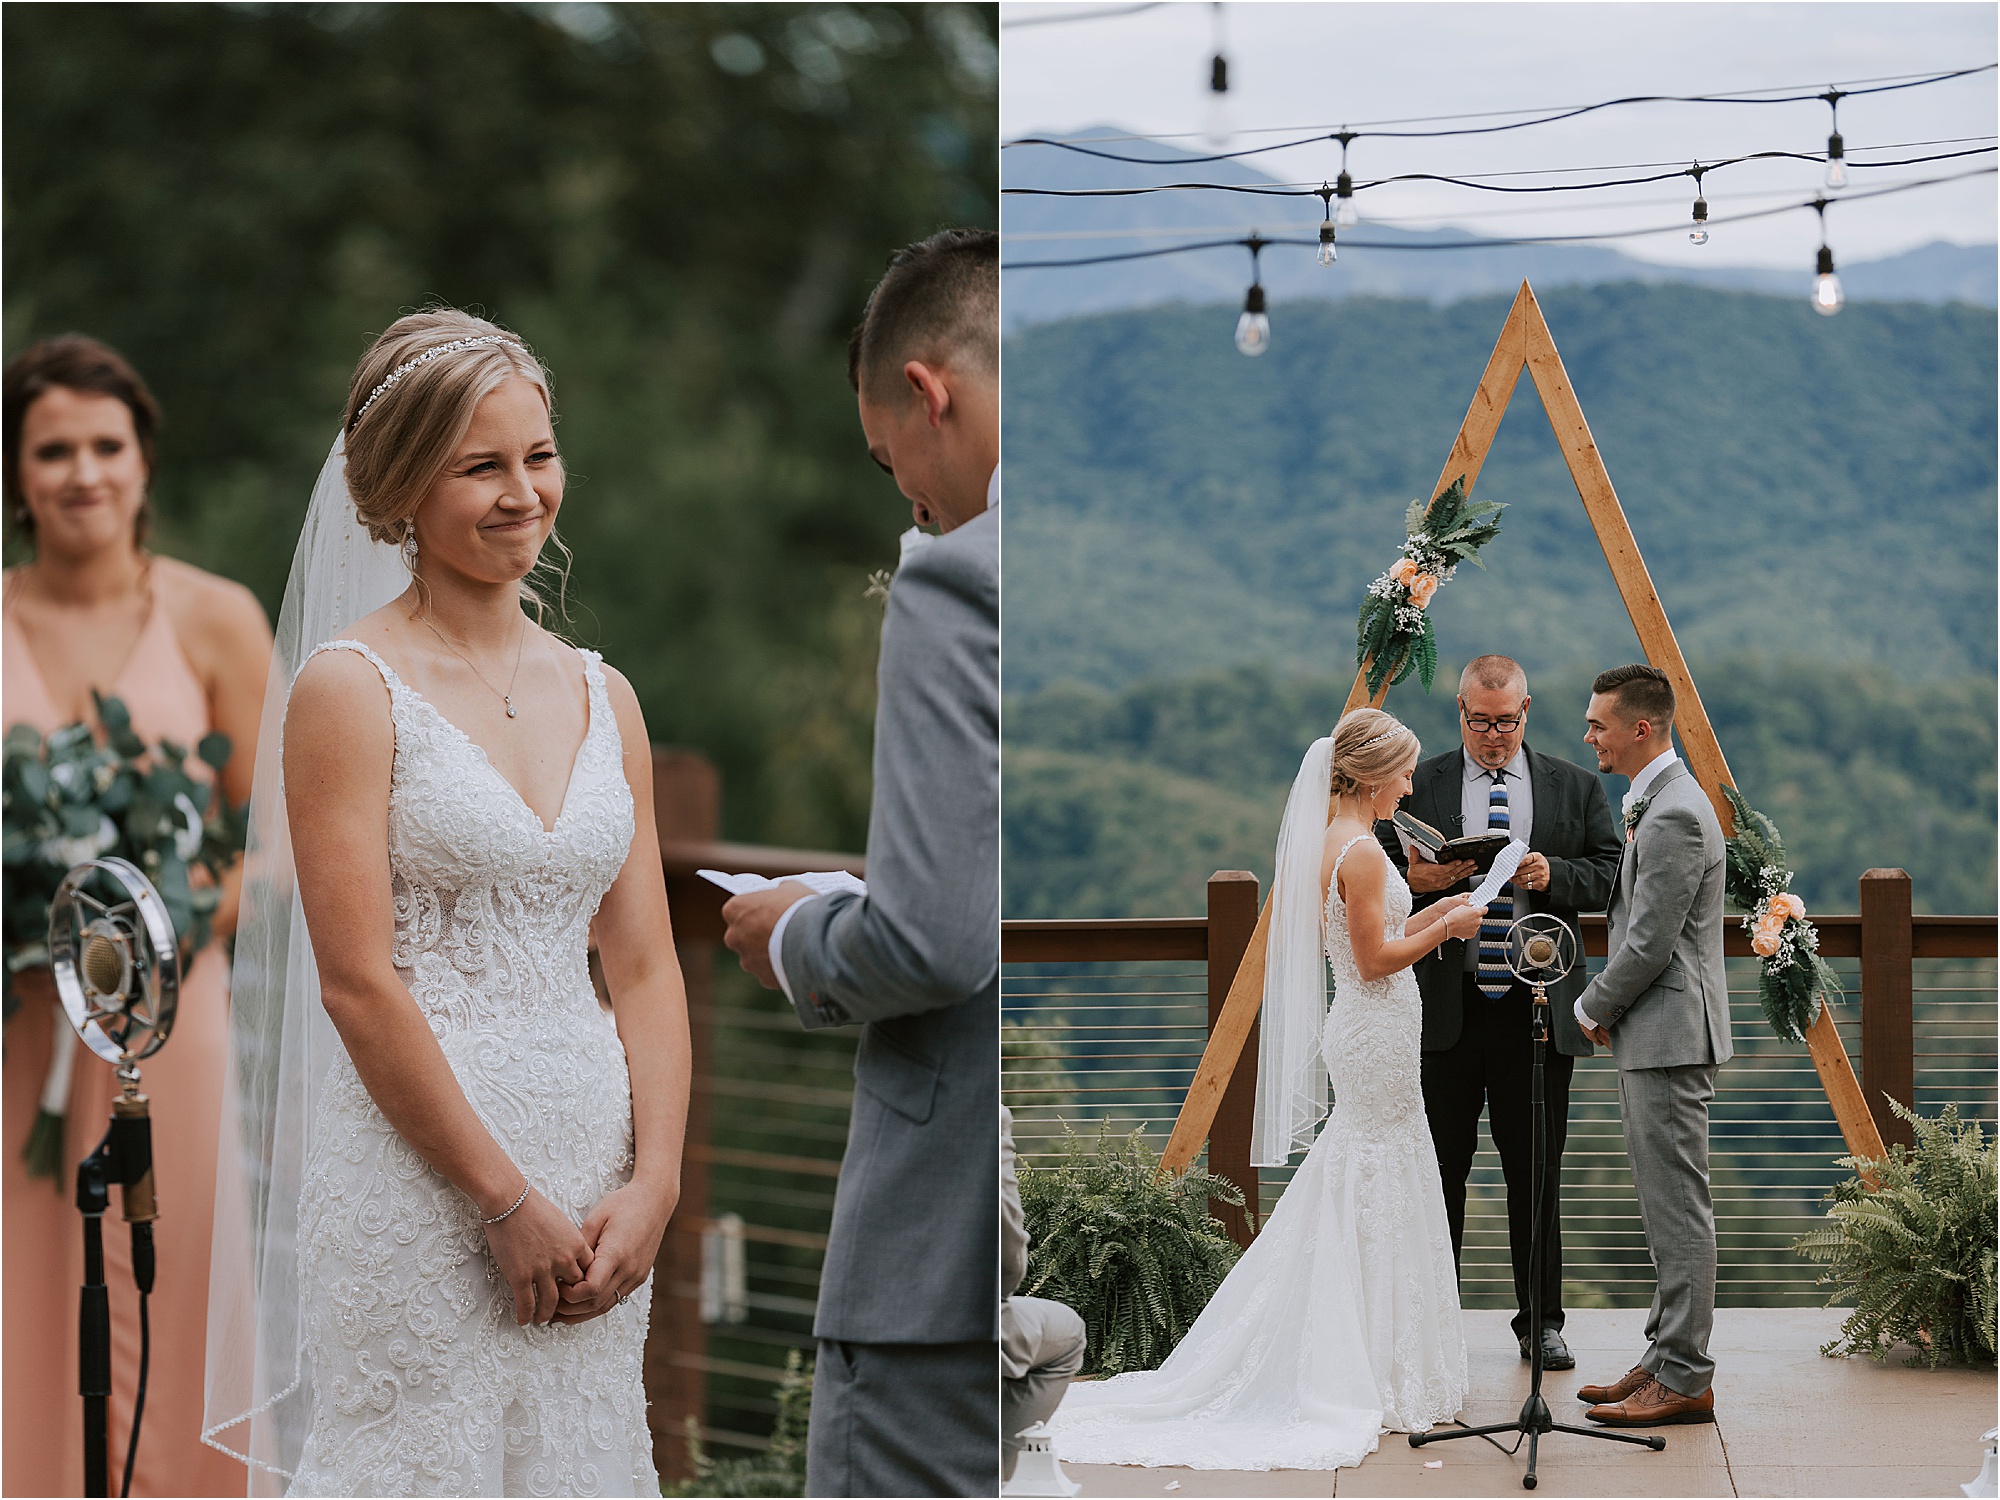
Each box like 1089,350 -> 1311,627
1820,89 -> 1848,190
1205,3 -> 1230,146
1235,283 -> 1270,355
1335,169 -> 1358,228
1316,184 -> 1338,266
1689,194 -> 1709,246
1812,245 -> 1844,316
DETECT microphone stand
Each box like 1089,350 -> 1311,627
76,1069 -> 157,1498
1408,975 -> 1664,1491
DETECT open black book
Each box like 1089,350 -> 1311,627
1390,809 -> 1513,874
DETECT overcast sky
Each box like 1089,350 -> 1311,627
1000,2 -> 1997,267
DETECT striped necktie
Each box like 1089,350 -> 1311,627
1477,769 -> 1515,1000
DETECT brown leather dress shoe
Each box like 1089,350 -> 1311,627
1576,1363 -> 1649,1405
1585,1376 -> 1715,1427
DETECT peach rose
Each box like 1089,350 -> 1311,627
1771,893 -> 1806,922
1407,572 -> 1440,609
1388,557 -> 1419,587
1752,928 -> 1782,958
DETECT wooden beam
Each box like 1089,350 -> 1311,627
1859,869 -> 1916,1150
1204,872 -> 1263,1247
1515,287 -> 1737,832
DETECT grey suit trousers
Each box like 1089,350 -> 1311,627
1620,1062 -> 1719,1395
807,1338 -> 997,1498
1001,1296 -> 1087,1480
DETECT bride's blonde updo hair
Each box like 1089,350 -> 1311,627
341,308 -> 554,546
1330,708 -> 1419,798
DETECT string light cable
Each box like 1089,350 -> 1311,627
1000,139 -> 1998,200
999,165 -> 1997,268
1002,63 -> 1998,164
1006,67 -> 2000,146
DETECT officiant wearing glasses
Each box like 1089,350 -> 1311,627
1377,654 -> 1622,1372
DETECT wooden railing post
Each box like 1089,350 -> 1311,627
645,747 -> 720,1483
1205,872 -> 1261,1247
1859,868 -> 1916,1151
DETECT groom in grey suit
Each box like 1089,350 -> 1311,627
722,230 -> 999,1496
1572,664 -> 1733,1427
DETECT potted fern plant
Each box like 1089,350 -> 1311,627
1793,1099 -> 1997,1369
1019,1123 -> 1249,1376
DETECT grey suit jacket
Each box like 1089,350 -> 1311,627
1380,744 -> 1622,1057
780,507 -> 999,1346
1576,761 -> 1735,1071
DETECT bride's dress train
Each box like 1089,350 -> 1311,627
1048,835 -> 1467,1471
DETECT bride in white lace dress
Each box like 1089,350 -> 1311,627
204,313 -> 689,1496
1050,709 -> 1480,1471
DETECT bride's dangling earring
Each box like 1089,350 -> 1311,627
402,523 -> 420,571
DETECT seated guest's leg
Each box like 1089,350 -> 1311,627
1002,1296 -> 1087,1479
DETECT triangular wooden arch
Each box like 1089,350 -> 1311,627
1158,281 -> 1885,1178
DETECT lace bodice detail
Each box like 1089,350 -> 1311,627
286,640 -> 656,1497
1320,834 -> 1424,1130
307,639 -> 635,1041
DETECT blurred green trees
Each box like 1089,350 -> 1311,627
4,1 -> 996,849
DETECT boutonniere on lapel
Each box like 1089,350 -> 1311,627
1623,796 -> 1652,843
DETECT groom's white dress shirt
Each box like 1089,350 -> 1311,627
766,465 -> 1000,1003
1574,749 -> 1682,1033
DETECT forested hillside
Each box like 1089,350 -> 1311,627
5,3 -> 997,852
1003,285 -> 1995,696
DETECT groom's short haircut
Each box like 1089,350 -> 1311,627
847,228 -> 998,400
1460,654 -> 1527,698
1593,663 -> 1676,729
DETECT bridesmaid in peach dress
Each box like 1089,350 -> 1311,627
3,336 -> 271,1496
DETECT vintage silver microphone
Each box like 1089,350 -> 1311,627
48,856 -> 180,1498
1506,912 -> 1578,996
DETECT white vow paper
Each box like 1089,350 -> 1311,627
1466,839 -> 1531,909
697,868 -> 867,898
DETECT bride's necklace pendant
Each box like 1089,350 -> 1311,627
505,696 -> 517,719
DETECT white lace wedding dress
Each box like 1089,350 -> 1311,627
286,641 -> 658,1497
1049,834 -> 1467,1471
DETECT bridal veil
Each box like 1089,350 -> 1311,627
202,437 -> 411,1489
1251,735 -> 1335,1168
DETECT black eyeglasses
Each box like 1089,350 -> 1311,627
1460,704 -> 1526,734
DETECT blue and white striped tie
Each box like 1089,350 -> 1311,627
1477,769 -> 1515,1000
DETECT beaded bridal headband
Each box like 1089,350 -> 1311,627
1350,726 -> 1411,752
352,335 -> 525,424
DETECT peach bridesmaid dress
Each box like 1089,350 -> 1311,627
3,587 -> 246,1497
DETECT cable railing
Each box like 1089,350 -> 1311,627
1002,870 -> 1995,1312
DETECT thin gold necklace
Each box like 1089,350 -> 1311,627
421,609 -> 529,719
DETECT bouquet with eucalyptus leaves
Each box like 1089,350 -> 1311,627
1355,475 -> 1505,696
1721,785 -> 1842,1042
2,692 -> 244,1179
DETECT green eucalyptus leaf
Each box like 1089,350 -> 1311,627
93,693 -> 132,734
197,732 -> 232,771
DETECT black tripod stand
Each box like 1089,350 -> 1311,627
1408,922 -> 1664,1491
78,1076 -> 158,1498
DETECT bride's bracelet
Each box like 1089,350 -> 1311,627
482,1181 -> 531,1224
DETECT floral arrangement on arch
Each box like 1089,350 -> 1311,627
1355,476 -> 1505,696
1721,785 -> 1842,1042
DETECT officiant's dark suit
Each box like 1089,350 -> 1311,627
1377,676 -> 1621,1366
